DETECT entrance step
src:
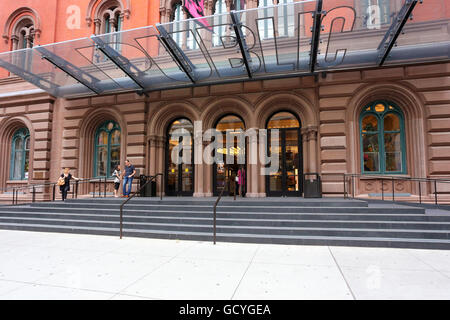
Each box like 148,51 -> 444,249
0,197 -> 449,249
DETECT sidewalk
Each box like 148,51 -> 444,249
0,230 -> 450,300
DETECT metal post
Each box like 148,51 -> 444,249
392,177 -> 395,202
52,184 -> 56,201
381,178 -> 384,201
32,186 -> 36,203
343,174 -> 346,199
434,180 -> 438,205
75,180 -> 79,199
160,174 -> 163,201
12,187 -> 15,205
352,175 -> 355,198
418,180 -> 421,204
104,177 -> 107,197
92,180 -> 95,198
98,179 -> 101,198
213,205 -> 217,245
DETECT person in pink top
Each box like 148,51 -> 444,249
237,166 -> 245,197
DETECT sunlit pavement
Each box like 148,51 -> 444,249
1,230 -> 450,300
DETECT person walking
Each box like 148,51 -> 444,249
122,160 -> 136,197
112,165 -> 121,198
59,168 -> 79,201
237,166 -> 245,197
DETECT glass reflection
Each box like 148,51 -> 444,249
167,118 -> 194,195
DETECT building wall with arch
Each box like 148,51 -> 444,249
2,60 -> 450,200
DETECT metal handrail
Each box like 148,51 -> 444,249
7,176 -> 114,205
213,176 -> 235,245
119,173 -> 163,239
322,173 -> 450,206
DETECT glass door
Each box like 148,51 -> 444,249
166,119 -> 194,196
266,112 -> 302,197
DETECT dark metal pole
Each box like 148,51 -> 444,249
53,184 -> 56,201
392,177 -> 395,202
160,173 -> 163,201
32,186 -> 36,203
352,175 -> 355,198
418,180 -> 421,204
381,178 -> 384,201
75,180 -> 79,199
120,204 -> 123,239
213,204 -> 217,245
98,179 -> 101,198
104,177 -> 107,197
12,188 -> 15,205
434,180 -> 438,205
343,174 -> 346,199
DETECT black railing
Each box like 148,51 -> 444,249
6,177 -> 115,205
119,173 -> 163,239
213,176 -> 235,245
322,173 -> 450,206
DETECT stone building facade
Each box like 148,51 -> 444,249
0,0 -> 449,202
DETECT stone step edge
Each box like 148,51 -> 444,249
1,224 -> 450,245
0,212 -> 449,224
1,219 -> 450,234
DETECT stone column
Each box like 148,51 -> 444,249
94,19 -> 102,35
148,135 -> 158,176
307,126 -> 318,174
301,128 -> 309,174
154,136 -> 166,196
203,140 -> 213,197
193,126 -> 204,197
10,35 -> 19,51
246,128 -> 259,197
182,11 -> 188,50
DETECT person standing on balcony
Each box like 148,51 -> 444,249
59,168 -> 79,201
122,160 -> 136,197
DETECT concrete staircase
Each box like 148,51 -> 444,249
0,197 -> 450,249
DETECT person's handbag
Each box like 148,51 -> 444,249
57,177 -> 65,186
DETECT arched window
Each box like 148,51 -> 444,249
171,2 -> 184,48
360,101 -> 406,174
361,0 -> 391,29
93,1 -> 123,61
278,0 -> 294,37
94,121 -> 121,177
258,0 -> 274,40
213,0 -> 228,47
10,128 -> 30,180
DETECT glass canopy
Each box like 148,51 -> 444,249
0,0 -> 448,98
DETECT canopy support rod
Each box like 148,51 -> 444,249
309,0 -> 324,73
90,36 -> 146,90
0,57 -> 59,96
155,24 -> 196,83
35,46 -> 103,94
377,0 -> 419,66
230,11 -> 253,79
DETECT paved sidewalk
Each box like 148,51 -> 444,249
1,230 -> 450,300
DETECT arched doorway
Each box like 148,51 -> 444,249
266,111 -> 302,197
165,118 -> 194,196
213,114 -> 246,196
